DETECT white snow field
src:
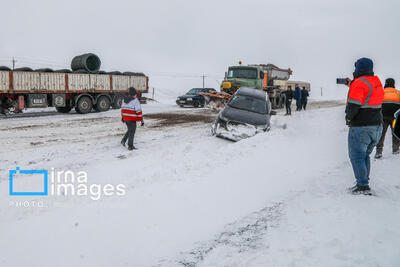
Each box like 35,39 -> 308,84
1,101 -> 399,267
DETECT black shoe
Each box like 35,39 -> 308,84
350,184 -> 371,195
121,140 -> 126,147
128,146 -> 138,151
374,151 -> 382,159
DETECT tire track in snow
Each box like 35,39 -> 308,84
156,202 -> 284,267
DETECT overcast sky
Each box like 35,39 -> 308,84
1,0 -> 399,98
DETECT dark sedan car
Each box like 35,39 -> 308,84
176,88 -> 216,108
211,87 -> 275,141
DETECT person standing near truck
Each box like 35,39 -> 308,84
282,86 -> 294,115
121,87 -> 144,150
375,78 -> 400,158
345,57 -> 384,194
301,86 -> 309,110
294,84 -> 302,111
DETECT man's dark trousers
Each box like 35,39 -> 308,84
122,121 -> 137,148
285,101 -> 292,115
296,99 -> 302,111
376,119 -> 400,153
302,99 -> 308,110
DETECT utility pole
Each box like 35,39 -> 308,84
12,57 -> 16,70
321,87 -> 323,97
202,75 -> 206,88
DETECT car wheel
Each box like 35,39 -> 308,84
193,101 -> 199,108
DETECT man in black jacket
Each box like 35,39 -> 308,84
282,86 -> 293,115
301,87 -> 309,110
375,78 -> 400,158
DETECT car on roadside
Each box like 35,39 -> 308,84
211,87 -> 275,141
176,88 -> 216,108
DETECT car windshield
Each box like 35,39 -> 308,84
227,68 -> 257,79
228,95 -> 267,114
187,89 -> 202,95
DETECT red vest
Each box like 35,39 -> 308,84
347,76 -> 384,108
121,98 -> 143,121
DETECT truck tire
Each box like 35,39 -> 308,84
56,106 -> 72,113
95,96 -> 111,112
75,96 -> 93,114
112,95 -> 124,109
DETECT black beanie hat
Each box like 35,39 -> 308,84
354,58 -> 373,74
128,87 -> 137,96
384,78 -> 395,88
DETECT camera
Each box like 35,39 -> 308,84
336,78 -> 349,85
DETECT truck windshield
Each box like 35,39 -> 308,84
227,68 -> 257,79
228,95 -> 267,114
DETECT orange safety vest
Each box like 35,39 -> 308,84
347,76 -> 384,108
382,87 -> 400,104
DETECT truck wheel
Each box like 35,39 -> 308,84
56,106 -> 72,113
75,96 -> 93,114
95,96 -> 111,112
112,95 -> 124,109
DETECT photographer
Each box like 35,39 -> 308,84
344,58 -> 384,194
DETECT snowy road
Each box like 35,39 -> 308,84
1,101 -> 399,267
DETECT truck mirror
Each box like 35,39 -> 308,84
260,71 -> 264,78
225,72 -> 228,79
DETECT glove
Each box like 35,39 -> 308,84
141,120 -> 144,127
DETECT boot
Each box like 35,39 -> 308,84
121,140 -> 126,147
350,184 -> 372,195
374,149 -> 382,159
128,146 -> 138,151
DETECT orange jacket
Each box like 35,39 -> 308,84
347,76 -> 384,108
382,87 -> 400,104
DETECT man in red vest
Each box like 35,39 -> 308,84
345,58 -> 384,195
121,87 -> 144,150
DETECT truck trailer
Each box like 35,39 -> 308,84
0,54 -> 149,114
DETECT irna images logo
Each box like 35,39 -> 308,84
9,167 -> 126,200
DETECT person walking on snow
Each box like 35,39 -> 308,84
282,86 -> 294,115
301,86 -> 309,110
375,78 -> 400,158
121,87 -> 144,150
345,57 -> 384,194
294,84 -> 302,111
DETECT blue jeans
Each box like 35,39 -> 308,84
348,125 -> 382,186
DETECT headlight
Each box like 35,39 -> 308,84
187,98 -> 192,101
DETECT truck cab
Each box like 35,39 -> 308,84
221,63 -> 294,108
221,66 -> 264,94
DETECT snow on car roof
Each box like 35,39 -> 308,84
236,87 -> 266,101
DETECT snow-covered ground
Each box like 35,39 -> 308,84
1,101 -> 399,267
